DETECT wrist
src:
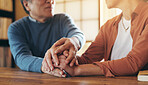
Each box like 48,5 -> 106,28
74,66 -> 81,76
40,66 -> 44,73
71,37 -> 80,50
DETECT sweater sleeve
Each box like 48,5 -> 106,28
60,14 -> 86,49
8,24 -> 43,73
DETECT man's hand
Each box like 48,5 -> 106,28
54,55 -> 76,77
42,67 -> 66,78
42,37 -> 80,72
42,46 -> 58,72
46,68 -> 66,78
41,57 -> 66,78
54,37 -> 80,66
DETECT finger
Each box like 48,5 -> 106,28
41,63 -> 46,73
70,58 -> 76,67
54,73 -> 66,78
55,44 -> 69,54
50,70 -> 55,75
55,58 -> 67,70
63,50 -> 69,57
45,59 -> 51,72
50,49 -> 59,66
58,69 -> 64,75
42,58 -> 50,73
59,55 -> 66,59
41,59 -> 46,72
65,48 -> 75,64
52,60 -> 61,68
54,38 -> 67,46
54,69 -> 66,77
45,51 -> 54,71
54,73 -> 61,77
76,60 -> 79,66
46,71 -> 52,75
61,75 -> 66,78
45,69 -> 54,75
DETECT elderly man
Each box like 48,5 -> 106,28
8,0 -> 85,77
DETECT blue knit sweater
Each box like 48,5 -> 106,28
8,14 -> 85,73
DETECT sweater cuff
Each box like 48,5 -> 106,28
37,58 -> 44,73
30,58 -> 43,73
72,35 -> 86,50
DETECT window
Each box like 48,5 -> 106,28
54,0 -> 122,54
55,0 -> 99,41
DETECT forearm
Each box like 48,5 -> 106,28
8,24 -> 44,73
74,64 -> 104,76
15,54 -> 43,73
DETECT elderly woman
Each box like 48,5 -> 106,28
54,0 -> 148,77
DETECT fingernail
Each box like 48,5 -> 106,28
70,64 -> 73,67
56,63 -> 58,66
46,68 -> 48,71
60,72 -> 63,75
65,54 -> 68,56
51,67 -> 53,71
62,75 -> 66,78
65,61 -> 69,64
48,68 -> 50,72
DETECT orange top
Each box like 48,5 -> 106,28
78,2 -> 148,77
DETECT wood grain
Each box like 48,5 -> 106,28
15,0 -> 28,20
0,0 -> 13,12
0,67 -> 147,85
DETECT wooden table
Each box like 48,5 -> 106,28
0,67 -> 147,85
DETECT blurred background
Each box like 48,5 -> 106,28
0,0 -> 121,67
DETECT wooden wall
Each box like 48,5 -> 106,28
15,0 -> 28,20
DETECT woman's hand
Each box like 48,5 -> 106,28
54,55 -> 77,77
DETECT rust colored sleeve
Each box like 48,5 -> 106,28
77,26 -> 105,64
94,24 -> 148,77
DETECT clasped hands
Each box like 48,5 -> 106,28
41,37 -> 80,77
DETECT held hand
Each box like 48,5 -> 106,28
63,50 -> 79,66
41,57 -> 66,78
41,48 -> 75,77
54,37 -> 80,66
46,68 -> 66,78
42,46 -> 60,72
42,37 -> 80,72
42,67 -> 66,78
55,55 -> 76,77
